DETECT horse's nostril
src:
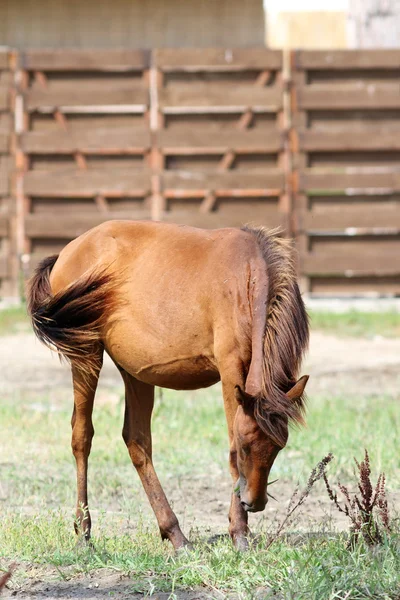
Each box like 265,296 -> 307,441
241,499 -> 266,513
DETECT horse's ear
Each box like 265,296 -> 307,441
234,385 -> 254,413
287,375 -> 309,400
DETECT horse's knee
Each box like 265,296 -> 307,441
71,425 -> 94,457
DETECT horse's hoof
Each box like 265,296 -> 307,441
176,540 -> 194,554
75,535 -> 94,551
233,535 -> 250,552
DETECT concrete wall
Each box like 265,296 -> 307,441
348,0 -> 400,48
0,0 -> 265,49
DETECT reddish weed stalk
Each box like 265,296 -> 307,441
266,453 -> 334,548
323,449 -> 390,547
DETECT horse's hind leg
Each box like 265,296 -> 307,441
71,351 -> 103,541
120,370 -> 189,550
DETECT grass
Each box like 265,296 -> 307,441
0,304 -> 30,335
1,385 -> 400,598
2,516 -> 400,599
309,309 -> 400,339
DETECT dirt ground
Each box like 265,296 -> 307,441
2,328 -> 400,403
1,330 -> 400,599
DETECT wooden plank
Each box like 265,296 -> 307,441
0,85 -> 9,110
237,109 -> 253,129
0,71 -> 13,86
0,254 -> 8,278
0,132 -> 9,153
0,216 -> 9,237
21,49 -> 150,71
30,114 -> 146,133
153,49 -> 282,71
218,151 -> 235,170
300,129 -> 400,152
303,250 -> 400,276
301,170 -> 400,193
21,128 -> 151,154
299,84 -> 400,110
24,168 -> 151,197
309,276 -> 400,296
163,206 -> 284,229
0,50 -> 9,70
162,170 -> 284,192
158,129 -> 282,153
25,213 -> 152,239
0,113 -> 12,131
295,49 -> 400,70
299,205 -> 400,232
26,206 -> 284,238
26,82 -> 148,111
54,109 -> 68,130
159,83 -> 282,112
0,157 -> 11,196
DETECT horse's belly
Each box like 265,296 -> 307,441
105,319 -> 219,390
108,348 -> 220,390
137,355 -> 220,390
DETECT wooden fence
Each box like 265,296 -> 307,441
292,50 -> 400,295
0,49 -> 17,298
1,48 -> 400,297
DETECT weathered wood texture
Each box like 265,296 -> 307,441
15,48 -> 287,280
293,49 -> 400,296
16,50 -> 152,279
0,49 -> 15,297
1,48 -> 400,297
152,48 -> 288,231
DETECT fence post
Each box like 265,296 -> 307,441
289,49 -> 309,295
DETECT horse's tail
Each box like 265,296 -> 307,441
27,255 -> 117,377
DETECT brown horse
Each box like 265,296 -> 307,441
27,220 -> 309,551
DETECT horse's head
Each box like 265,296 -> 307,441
233,375 -> 309,512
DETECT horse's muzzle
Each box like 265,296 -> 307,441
240,498 -> 267,513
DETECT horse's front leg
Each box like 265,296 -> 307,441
71,354 -> 102,541
221,367 -> 249,551
120,371 -> 190,550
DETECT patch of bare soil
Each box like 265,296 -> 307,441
305,331 -> 400,397
2,329 -> 400,404
1,570 -> 208,600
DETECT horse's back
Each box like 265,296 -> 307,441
51,220 -> 259,290
49,220 -> 264,389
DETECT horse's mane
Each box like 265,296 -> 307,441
241,226 -> 309,446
